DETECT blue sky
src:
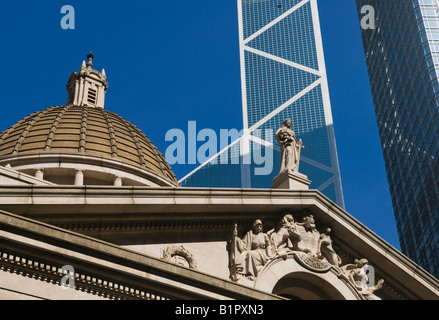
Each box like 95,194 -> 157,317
0,1 -> 400,250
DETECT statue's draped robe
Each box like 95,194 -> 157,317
234,231 -> 269,278
276,127 -> 299,172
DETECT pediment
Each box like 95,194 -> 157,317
0,185 -> 437,300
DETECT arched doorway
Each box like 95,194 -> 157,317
272,272 -> 344,300
254,256 -> 359,300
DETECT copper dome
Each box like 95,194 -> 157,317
0,105 -> 178,186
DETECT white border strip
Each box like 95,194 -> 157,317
310,0 -> 345,207
244,45 -> 322,76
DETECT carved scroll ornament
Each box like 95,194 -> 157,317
162,245 -> 198,270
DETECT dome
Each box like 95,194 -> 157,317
0,53 -> 179,187
0,53 -> 180,187
0,105 -> 179,187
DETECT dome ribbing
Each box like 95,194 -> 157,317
0,105 -> 178,186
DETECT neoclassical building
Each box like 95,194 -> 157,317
0,55 -> 438,300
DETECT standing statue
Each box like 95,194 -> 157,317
229,219 -> 272,281
275,118 -> 304,173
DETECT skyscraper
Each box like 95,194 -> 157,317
180,0 -> 345,208
355,0 -> 439,278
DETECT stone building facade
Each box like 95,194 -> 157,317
0,56 -> 438,300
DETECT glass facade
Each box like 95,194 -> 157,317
356,0 -> 439,278
180,0 -> 345,208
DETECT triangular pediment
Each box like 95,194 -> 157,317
0,185 -> 437,300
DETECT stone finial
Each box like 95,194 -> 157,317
66,52 -> 108,109
86,51 -> 94,70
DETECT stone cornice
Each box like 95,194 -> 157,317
0,209 -> 284,300
0,185 -> 438,299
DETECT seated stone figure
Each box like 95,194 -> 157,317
230,219 -> 272,281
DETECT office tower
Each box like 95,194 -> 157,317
355,0 -> 439,277
180,0 -> 345,208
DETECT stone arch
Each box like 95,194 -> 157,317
254,256 -> 360,300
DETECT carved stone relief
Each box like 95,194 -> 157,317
162,245 -> 197,270
228,212 -> 385,300
229,220 -> 272,282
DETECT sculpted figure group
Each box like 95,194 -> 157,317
228,119 -> 384,299
229,212 -> 384,300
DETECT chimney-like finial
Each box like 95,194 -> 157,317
66,52 -> 108,109
86,51 -> 94,70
